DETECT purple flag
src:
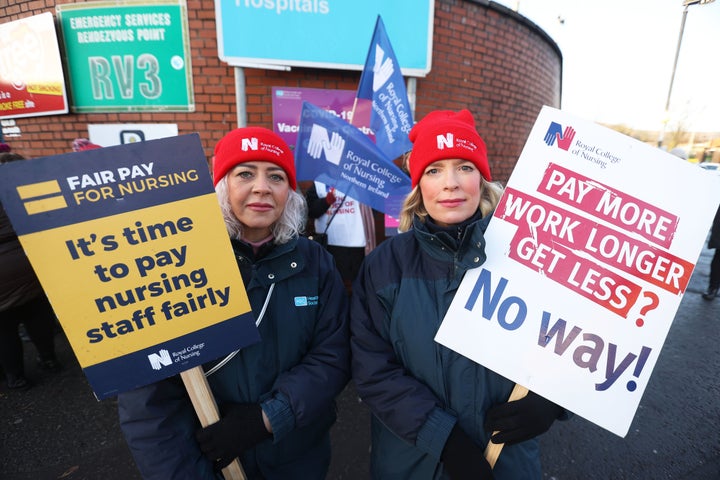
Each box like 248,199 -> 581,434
295,101 -> 411,219
356,16 -> 414,161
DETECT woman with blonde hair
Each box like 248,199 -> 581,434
351,110 -> 565,479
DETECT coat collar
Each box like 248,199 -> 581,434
412,212 -> 491,271
231,236 -> 305,287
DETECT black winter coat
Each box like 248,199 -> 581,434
0,203 -> 43,311
708,205 -> 720,250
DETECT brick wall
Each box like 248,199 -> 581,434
1,0 -> 561,183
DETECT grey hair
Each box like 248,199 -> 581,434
214,175 -> 307,244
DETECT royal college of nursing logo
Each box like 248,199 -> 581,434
543,121 -> 576,151
306,125 -> 346,166
147,349 -> 172,370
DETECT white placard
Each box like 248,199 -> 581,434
88,124 -> 179,147
435,106 -> 720,437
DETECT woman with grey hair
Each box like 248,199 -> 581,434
118,127 -> 350,480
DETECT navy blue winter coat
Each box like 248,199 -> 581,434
118,236 -> 350,480
351,215 -> 542,479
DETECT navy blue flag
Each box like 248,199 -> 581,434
295,101 -> 411,219
356,15 -> 414,161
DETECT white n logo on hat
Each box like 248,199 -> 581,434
436,133 -> 454,150
241,137 -> 259,151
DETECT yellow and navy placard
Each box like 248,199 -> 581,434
0,134 -> 258,399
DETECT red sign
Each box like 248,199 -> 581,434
0,12 -> 69,119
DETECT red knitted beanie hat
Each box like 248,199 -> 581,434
213,127 -> 296,190
407,109 -> 491,187
72,138 -> 102,152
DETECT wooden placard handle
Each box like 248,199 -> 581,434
180,366 -> 247,480
484,384 -> 529,468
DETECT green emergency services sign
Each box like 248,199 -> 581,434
57,0 -> 194,113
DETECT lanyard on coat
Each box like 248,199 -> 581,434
204,283 -> 275,378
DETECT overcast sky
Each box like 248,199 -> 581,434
494,0 -> 720,132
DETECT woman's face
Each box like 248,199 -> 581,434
226,161 -> 290,242
419,158 -> 482,227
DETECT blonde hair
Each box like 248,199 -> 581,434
215,175 -> 307,244
397,177 -> 505,232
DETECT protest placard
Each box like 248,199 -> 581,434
0,134 -> 259,400
435,106 -> 720,437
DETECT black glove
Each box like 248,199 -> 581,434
441,424 -> 494,480
484,391 -> 562,445
195,403 -> 272,468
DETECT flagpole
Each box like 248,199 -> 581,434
348,96 -> 376,250
350,97 -> 361,128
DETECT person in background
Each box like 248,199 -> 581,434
702,204 -> 720,301
0,151 -> 61,391
350,110 -> 566,479
118,127 -> 350,479
305,182 -> 374,293
72,138 -> 102,152
668,147 -> 688,161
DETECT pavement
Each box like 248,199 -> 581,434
1,245 -> 718,480
537,244 -> 720,480
0,330 -> 373,480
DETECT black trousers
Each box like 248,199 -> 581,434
710,248 -> 720,289
0,296 -> 57,378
